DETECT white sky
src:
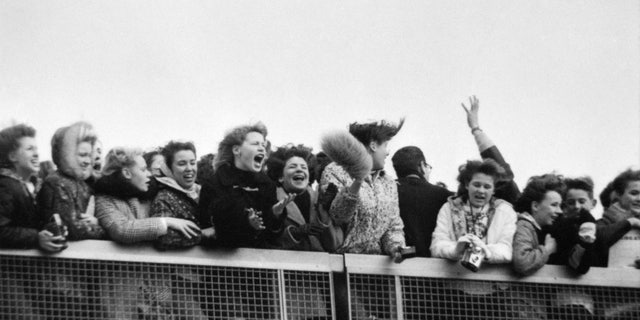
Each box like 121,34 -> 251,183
1,1 -> 639,217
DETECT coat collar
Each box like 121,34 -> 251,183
518,212 -> 542,230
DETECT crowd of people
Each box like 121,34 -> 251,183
1,96 -> 639,319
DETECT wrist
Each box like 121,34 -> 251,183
471,126 -> 482,135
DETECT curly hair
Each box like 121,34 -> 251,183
455,158 -> 505,200
213,122 -> 268,170
391,146 -> 426,178
161,141 -> 196,169
348,118 -> 405,146
265,144 -> 314,183
611,169 -> 640,198
102,147 -> 144,177
0,124 -> 36,169
564,176 -> 595,199
599,181 -> 617,209
514,174 -> 566,214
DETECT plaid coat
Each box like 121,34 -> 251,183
96,194 -> 167,244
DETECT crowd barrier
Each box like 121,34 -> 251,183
1,240 -> 639,320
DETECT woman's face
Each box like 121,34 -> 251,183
533,191 -> 563,227
171,150 -> 197,190
280,156 -> 309,194
126,155 -> 151,192
618,180 -> 640,215
233,131 -> 267,173
149,154 -> 165,177
76,141 -> 94,180
466,173 -> 495,208
370,140 -> 390,171
10,137 -> 39,176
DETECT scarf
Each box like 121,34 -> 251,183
449,196 -> 498,240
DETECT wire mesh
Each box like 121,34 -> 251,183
1,254 -> 337,320
283,270 -> 333,320
400,275 -> 640,320
348,273 -> 397,320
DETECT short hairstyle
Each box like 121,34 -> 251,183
515,174 -> 566,214
611,169 -> 640,197
599,181 -> 617,209
50,121 -> 97,169
456,158 -> 505,200
564,176 -> 595,199
266,144 -> 313,182
349,118 -> 405,146
102,147 -> 144,177
391,146 -> 425,178
0,124 -> 36,169
161,141 -> 196,169
213,122 -> 268,170
315,151 -> 332,185
143,148 -> 163,169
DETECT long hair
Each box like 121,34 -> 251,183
213,122 -> 268,171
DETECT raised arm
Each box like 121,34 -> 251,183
320,163 -> 361,226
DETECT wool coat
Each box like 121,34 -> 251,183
0,169 -> 42,248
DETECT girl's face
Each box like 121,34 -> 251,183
233,132 -> 267,173
125,156 -> 151,192
533,191 -> 563,227
466,173 -> 495,208
76,141 -> 94,180
370,140 -> 390,171
618,180 -> 640,215
280,156 -> 309,194
10,137 -> 39,176
171,150 -> 197,190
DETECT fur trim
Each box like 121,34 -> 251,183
320,131 -> 372,180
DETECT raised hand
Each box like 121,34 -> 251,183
246,208 -> 266,231
273,193 -> 296,217
461,95 -> 480,129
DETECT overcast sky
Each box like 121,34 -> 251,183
2,1 -> 638,217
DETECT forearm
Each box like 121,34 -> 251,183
596,218 -> 631,246
329,190 -> 358,225
0,226 -> 39,248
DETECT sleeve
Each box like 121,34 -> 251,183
320,164 -> 358,226
0,188 -> 39,248
430,203 -> 461,260
208,179 -> 260,247
96,195 -> 167,244
485,204 -> 517,263
262,182 -> 286,236
150,195 -> 201,250
596,211 -> 632,247
380,183 -> 405,255
512,221 -> 550,275
476,131 -> 520,204
315,206 -> 344,253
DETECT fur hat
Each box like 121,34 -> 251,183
320,130 -> 372,180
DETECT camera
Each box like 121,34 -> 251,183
460,244 -> 485,272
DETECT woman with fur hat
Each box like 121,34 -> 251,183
0,124 -> 65,251
198,122 -> 294,249
150,140 -> 216,249
95,147 -> 200,244
37,121 -> 106,240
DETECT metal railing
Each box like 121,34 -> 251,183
2,241 -> 640,319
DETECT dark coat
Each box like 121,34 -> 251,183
37,171 -> 106,240
0,172 -> 42,248
198,163 -> 285,248
150,182 -> 202,250
480,146 -> 520,204
396,176 -> 452,257
548,209 -> 598,273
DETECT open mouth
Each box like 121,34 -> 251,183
292,173 -> 307,182
254,154 -> 265,165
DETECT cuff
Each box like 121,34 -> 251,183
286,225 -> 302,244
473,130 -> 495,152
159,218 -> 169,235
